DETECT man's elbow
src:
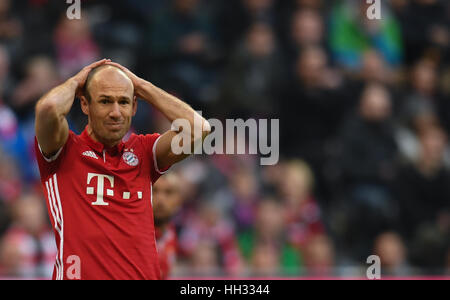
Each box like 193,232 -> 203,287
35,98 -> 59,121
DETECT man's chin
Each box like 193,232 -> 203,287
102,130 -> 127,145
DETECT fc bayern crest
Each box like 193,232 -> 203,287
123,152 -> 139,167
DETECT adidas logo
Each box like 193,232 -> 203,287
83,151 -> 99,160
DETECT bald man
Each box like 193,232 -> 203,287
34,59 -> 210,280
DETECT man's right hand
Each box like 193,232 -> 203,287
73,59 -> 111,98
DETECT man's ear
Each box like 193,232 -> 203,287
80,96 -> 89,116
132,96 -> 137,116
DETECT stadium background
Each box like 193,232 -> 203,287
0,0 -> 449,279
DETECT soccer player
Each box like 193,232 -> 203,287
153,172 -> 183,279
34,59 -> 211,280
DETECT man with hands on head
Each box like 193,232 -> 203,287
34,59 -> 211,280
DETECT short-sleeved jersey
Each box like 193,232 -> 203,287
34,126 -> 170,280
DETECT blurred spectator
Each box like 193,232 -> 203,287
409,222 -> 449,275
373,231 -> 412,276
291,8 -> 324,47
345,49 -> 400,121
281,45 -> 346,180
0,192 -> 55,278
188,239 -> 222,277
0,148 -> 22,203
220,22 -> 284,118
395,0 -> 449,64
395,126 -> 450,245
0,0 -> 23,59
249,242 -> 280,277
278,160 -> 325,251
339,83 -> 397,185
10,56 -> 59,121
53,14 -> 100,79
178,201 -> 243,276
285,8 -> 325,62
0,45 -> 13,99
410,58 -> 439,100
153,173 -> 184,280
395,107 -> 442,165
7,56 -> 59,181
400,58 -> 443,131
303,234 -> 335,277
0,0 -> 22,39
217,0 -> 277,53
228,166 -> 260,233
149,0 -> 215,58
337,83 -> 399,259
0,99 -> 19,150
242,0 -> 276,23
238,197 -> 302,277
148,0 -> 217,107
358,49 -> 396,86
328,0 -> 403,70
0,191 -> 9,236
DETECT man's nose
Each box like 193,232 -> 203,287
109,102 -> 121,119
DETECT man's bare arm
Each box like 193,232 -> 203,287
35,59 -> 110,157
106,62 -> 211,169
35,78 -> 77,157
139,82 -> 211,169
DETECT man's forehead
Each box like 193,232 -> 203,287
89,66 -> 133,95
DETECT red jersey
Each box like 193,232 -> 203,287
34,127 -> 170,280
155,224 -> 178,280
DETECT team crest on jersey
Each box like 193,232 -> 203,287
123,151 -> 139,167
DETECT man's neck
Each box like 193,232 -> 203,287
87,125 -> 119,148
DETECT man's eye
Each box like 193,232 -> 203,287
100,99 -> 109,104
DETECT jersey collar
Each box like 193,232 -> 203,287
81,126 -> 125,155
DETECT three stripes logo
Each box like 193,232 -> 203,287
82,151 -> 99,160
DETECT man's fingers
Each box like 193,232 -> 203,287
87,59 -> 111,70
105,61 -> 129,72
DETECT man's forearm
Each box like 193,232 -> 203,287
138,80 -> 210,136
36,78 -> 78,119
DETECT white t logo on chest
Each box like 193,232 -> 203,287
86,173 -> 114,206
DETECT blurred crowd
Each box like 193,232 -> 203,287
0,0 -> 449,278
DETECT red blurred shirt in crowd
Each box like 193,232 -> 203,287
286,196 -> 325,249
155,224 -> 178,280
0,226 -> 56,278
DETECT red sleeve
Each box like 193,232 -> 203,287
34,131 -> 74,179
140,133 -> 171,183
